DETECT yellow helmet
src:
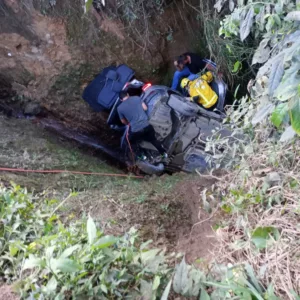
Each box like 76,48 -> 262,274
180,78 -> 190,89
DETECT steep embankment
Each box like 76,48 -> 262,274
0,0 -> 206,136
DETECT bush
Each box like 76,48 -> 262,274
217,0 -> 300,138
0,184 -> 172,299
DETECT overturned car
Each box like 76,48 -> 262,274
82,64 -> 230,174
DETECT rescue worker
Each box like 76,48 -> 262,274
171,53 -> 214,90
118,91 -> 168,159
180,71 -> 218,110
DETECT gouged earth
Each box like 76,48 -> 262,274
0,114 -> 218,266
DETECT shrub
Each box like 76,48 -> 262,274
0,184 -> 172,299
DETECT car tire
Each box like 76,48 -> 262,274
168,95 -> 199,117
136,161 -> 165,175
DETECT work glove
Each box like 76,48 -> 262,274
192,95 -> 200,102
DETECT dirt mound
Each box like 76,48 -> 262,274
0,1 -> 73,100
65,174 -> 218,266
174,178 -> 218,267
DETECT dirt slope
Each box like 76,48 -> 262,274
0,0 -> 204,134
0,114 -> 217,267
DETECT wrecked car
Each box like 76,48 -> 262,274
82,63 -> 230,174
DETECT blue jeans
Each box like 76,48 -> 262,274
171,66 -> 191,90
171,67 -> 199,90
188,74 -> 199,81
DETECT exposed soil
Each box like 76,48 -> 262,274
64,174 -> 218,266
0,285 -> 19,300
0,112 -> 221,300
175,179 -> 218,267
0,115 -> 217,261
0,0 -> 208,138
0,1 -> 220,289
0,113 -> 218,268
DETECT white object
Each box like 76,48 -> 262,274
280,126 -> 296,143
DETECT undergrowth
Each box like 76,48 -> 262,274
0,184 -> 173,299
191,1 -> 300,299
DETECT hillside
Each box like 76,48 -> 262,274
0,0 -> 300,299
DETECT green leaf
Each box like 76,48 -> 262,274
264,284 -> 280,300
152,275 -> 161,290
273,14 -> 281,26
251,227 -> 279,249
289,96 -> 300,134
141,249 -> 164,273
200,289 -> 210,300
234,84 -> 240,98
173,257 -> 189,294
243,278 -> 265,300
23,255 -> 45,270
252,46 -> 270,65
187,268 -> 205,296
252,38 -> 270,65
45,276 -> 57,293
256,6 -> 265,31
140,280 -> 153,299
232,61 -> 242,73
60,245 -> 81,259
252,104 -> 275,126
240,7 -> 254,41
55,258 -> 81,273
87,216 -> 97,245
280,126 -> 296,142
161,279 -> 172,300
244,263 -> 262,293
266,16 -> 275,32
283,30 -> 300,46
140,240 -> 153,250
270,103 -> 288,128
46,245 -> 56,258
290,290 -> 300,300
141,249 -> 160,263
275,64 -> 300,101
94,236 -> 118,249
286,11 -> 300,21
100,284 -> 108,294
84,0 -> 93,13
269,58 -> 284,96
9,245 -> 18,257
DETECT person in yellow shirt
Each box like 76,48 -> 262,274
180,71 -> 218,109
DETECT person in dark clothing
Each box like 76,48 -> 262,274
118,91 -> 167,158
171,52 -> 214,90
